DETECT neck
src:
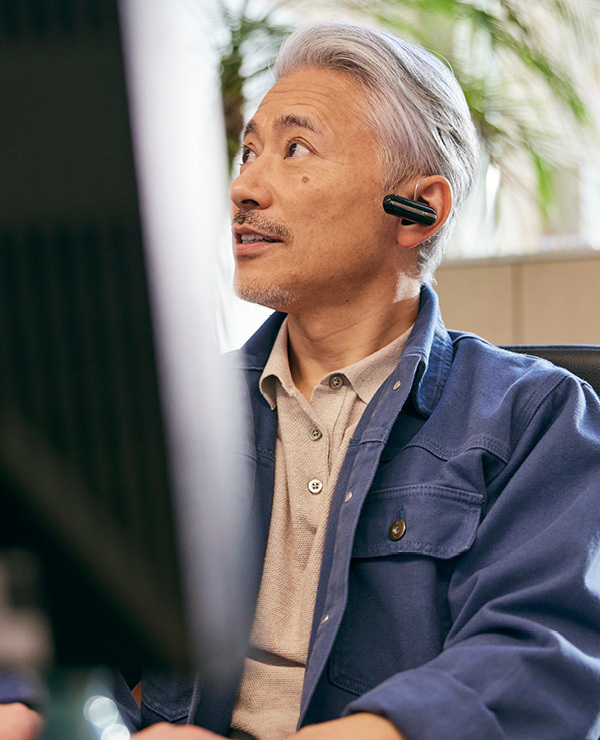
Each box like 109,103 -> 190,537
287,282 -> 421,401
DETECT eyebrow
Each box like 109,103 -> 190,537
242,113 -> 322,141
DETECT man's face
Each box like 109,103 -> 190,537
230,66 -> 402,313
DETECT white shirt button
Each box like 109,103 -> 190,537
308,478 -> 323,494
329,374 -> 344,390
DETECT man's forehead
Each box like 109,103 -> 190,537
243,67 -> 369,140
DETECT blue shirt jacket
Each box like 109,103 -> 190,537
16,285 -> 600,737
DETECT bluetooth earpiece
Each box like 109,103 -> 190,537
382,194 -> 437,226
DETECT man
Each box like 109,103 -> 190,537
5,18 -> 600,740
128,18 -> 600,739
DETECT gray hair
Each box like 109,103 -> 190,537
274,20 -> 480,284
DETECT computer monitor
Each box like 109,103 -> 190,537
0,0 -> 250,684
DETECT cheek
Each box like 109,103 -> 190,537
282,179 -> 334,222
284,175 -> 383,241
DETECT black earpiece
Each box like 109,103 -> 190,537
382,194 -> 437,226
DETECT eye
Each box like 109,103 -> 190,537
241,146 -> 256,165
286,141 -> 310,158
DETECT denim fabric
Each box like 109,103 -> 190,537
0,671 -> 46,710
228,285 -> 600,739
9,284 -> 597,739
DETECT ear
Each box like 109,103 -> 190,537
393,175 -> 452,250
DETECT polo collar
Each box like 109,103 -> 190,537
235,284 -> 452,419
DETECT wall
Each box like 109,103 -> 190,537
434,251 -> 600,345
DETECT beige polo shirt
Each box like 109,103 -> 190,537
228,319 -> 411,740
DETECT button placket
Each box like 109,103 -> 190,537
304,409 -> 328,497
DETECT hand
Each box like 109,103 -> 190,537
0,703 -> 43,740
133,723 -> 224,738
288,713 -> 407,739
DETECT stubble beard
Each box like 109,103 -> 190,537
233,210 -> 298,311
234,274 -> 300,312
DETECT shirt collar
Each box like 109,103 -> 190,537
339,328 -> 412,404
259,318 -> 294,409
258,318 -> 412,410
236,284 -> 454,420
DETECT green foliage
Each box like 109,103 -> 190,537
215,0 -> 290,173
214,0 -> 600,218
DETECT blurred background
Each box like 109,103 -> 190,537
208,0 -> 600,349
0,3 -> 597,731
6,0 -> 595,350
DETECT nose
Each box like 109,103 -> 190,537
230,158 -> 273,212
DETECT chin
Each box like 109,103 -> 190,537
234,278 -> 299,312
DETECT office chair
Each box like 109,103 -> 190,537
502,345 -> 600,397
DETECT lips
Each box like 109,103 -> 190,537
233,226 -> 284,257
234,227 -> 282,244
239,233 -> 280,244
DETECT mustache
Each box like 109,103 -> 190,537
232,210 -> 292,242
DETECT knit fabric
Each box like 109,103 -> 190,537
228,319 -> 411,740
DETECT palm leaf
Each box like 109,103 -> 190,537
213,0 -> 291,172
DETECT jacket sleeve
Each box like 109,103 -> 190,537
0,671 -> 46,710
345,374 -> 600,739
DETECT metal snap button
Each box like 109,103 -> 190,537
388,519 -> 406,541
308,478 -> 323,494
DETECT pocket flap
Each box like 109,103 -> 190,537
141,672 -> 194,724
352,485 -> 482,559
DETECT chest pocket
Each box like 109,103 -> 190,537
328,484 -> 483,697
352,484 -> 483,559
